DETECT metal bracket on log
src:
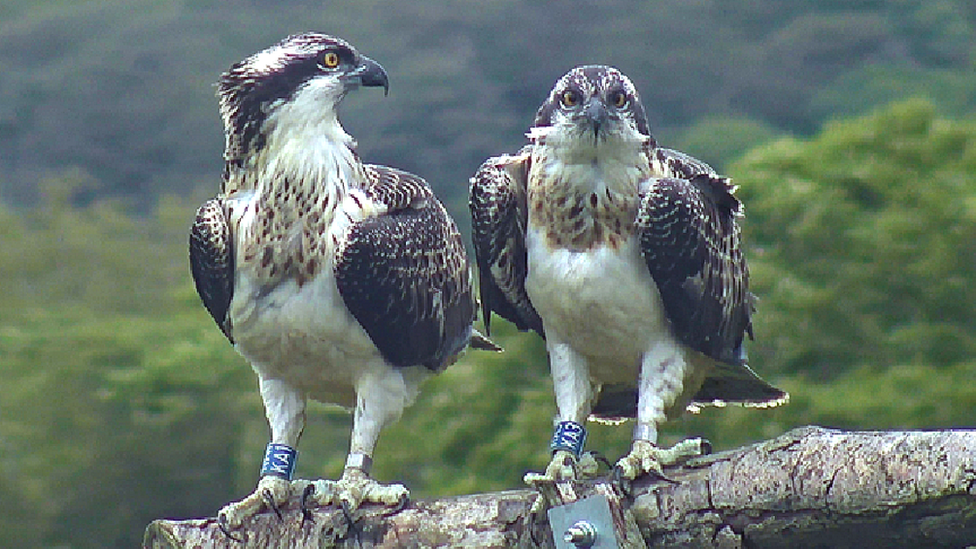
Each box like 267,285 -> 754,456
549,494 -> 620,549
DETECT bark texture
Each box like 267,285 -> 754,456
143,426 -> 976,548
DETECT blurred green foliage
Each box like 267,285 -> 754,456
1,1 -> 975,547
737,99 -> 976,381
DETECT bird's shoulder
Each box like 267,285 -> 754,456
472,147 -> 532,189
469,148 -> 532,236
360,164 -> 435,213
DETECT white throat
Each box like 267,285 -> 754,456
530,125 -> 648,197
258,94 -> 360,193
531,124 -> 646,167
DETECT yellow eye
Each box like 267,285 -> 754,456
561,90 -> 579,107
610,90 -> 627,108
321,51 -> 340,69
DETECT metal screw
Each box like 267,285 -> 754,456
564,519 -> 598,547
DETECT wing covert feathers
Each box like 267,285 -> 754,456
636,150 -> 787,407
638,173 -> 753,366
469,153 -> 544,337
336,166 -> 477,370
189,198 -> 235,342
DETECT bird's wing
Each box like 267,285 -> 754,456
334,165 -> 475,371
640,148 -> 752,365
638,175 -> 753,365
640,148 -> 787,406
189,198 -> 235,343
469,150 -> 544,337
652,146 -> 720,180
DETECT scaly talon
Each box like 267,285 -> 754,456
614,437 -> 710,484
217,515 -> 244,542
339,499 -> 359,535
576,451 -> 604,479
262,488 -> 284,521
523,450 -> 582,514
217,475 -> 292,532
381,492 -> 410,517
300,469 -> 409,514
611,465 -> 633,498
523,449 -> 579,487
587,451 -> 613,471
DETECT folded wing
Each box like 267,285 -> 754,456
469,151 -> 544,337
335,165 -> 475,370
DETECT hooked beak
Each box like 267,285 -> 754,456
348,55 -> 389,96
584,98 -> 608,141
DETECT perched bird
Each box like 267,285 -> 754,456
470,65 -> 787,489
190,32 -> 493,531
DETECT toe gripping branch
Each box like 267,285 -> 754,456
261,443 -> 297,480
550,421 -> 587,459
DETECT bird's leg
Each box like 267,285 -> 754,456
303,371 -> 409,514
218,377 -> 306,532
525,342 -> 594,486
614,344 -> 708,487
525,343 -> 596,513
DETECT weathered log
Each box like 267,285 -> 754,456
143,426 -> 976,548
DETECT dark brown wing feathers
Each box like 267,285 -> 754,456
189,199 -> 235,343
335,165 -> 475,370
469,154 -> 544,337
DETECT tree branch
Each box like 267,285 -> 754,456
143,426 -> 976,548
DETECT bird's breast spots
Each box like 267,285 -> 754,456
530,187 -> 637,251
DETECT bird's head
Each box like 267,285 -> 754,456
529,65 -> 653,151
218,32 -> 389,160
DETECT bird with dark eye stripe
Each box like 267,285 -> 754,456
190,32 -> 498,534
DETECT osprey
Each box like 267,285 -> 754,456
470,66 -> 787,487
190,33 -> 493,531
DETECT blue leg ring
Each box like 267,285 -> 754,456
550,420 -> 587,459
261,443 -> 297,480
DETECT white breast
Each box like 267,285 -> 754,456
524,225 -> 671,385
229,199 -> 385,409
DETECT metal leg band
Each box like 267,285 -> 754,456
633,422 -> 656,443
345,453 -> 373,475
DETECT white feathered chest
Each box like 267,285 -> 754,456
523,145 -> 671,382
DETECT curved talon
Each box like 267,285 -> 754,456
381,493 -> 409,517
261,487 -> 284,521
300,483 -> 316,525
339,499 -> 364,542
588,451 -> 613,471
340,499 -> 357,526
217,515 -> 244,543
611,465 -> 633,499
700,439 -> 713,455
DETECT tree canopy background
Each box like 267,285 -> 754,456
0,1 -> 974,547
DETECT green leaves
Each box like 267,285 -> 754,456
735,100 -> 976,381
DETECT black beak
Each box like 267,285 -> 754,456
353,56 -> 389,96
584,98 -> 608,141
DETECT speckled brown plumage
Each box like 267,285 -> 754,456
528,175 -> 641,251
189,199 -> 234,342
335,165 -> 475,369
190,32 -> 499,530
470,65 -> 786,413
190,32 -> 478,372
